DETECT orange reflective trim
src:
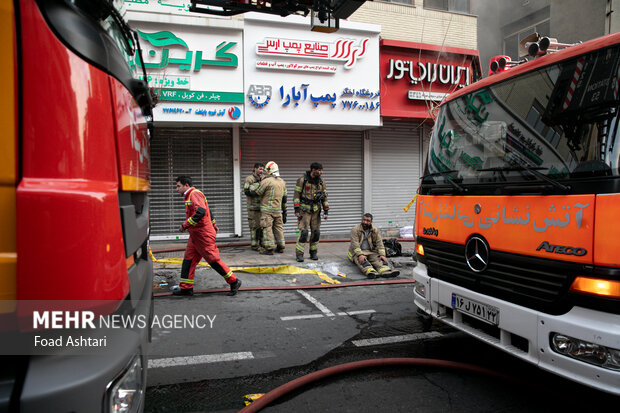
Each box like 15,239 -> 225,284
121,175 -> 150,191
126,255 -> 135,269
570,277 -> 620,298
0,1 -> 15,187
0,1 -> 16,314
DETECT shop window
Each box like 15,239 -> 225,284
424,0 -> 470,13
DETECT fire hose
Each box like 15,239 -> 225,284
238,357 -> 518,412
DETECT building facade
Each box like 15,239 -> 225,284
472,0 -> 620,78
124,0 -> 479,240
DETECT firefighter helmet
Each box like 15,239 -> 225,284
265,161 -> 279,176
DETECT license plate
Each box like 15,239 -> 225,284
451,293 -> 499,325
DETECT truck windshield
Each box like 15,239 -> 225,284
70,0 -> 140,79
424,43 -> 620,191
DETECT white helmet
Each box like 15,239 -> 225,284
265,161 -> 279,176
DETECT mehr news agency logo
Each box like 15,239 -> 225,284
31,310 -> 216,348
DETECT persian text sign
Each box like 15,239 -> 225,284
256,37 -> 369,69
380,41 -> 478,119
129,20 -> 244,123
244,14 -> 380,126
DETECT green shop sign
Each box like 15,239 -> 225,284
136,30 -> 238,71
155,89 -> 244,103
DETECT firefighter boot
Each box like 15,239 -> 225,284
310,251 -> 318,260
383,269 -> 400,278
171,285 -> 193,296
296,253 -> 304,262
367,270 -> 379,279
260,249 -> 274,255
275,245 -> 285,253
228,279 -> 242,296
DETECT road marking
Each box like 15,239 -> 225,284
351,331 -> 443,347
296,289 -> 335,317
148,351 -> 254,368
280,314 -> 325,321
337,310 -> 376,316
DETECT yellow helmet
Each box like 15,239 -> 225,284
265,161 -> 279,176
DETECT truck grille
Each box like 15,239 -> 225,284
419,238 -> 582,315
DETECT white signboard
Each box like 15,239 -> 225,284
124,0 -> 193,15
244,14 -> 381,127
129,20 -> 244,123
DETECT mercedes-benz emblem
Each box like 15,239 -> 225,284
474,204 -> 482,214
465,236 -> 489,272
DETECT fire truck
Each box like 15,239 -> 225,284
414,32 -> 620,395
1,0 -> 152,411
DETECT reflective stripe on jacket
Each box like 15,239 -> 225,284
348,224 -> 386,260
256,176 -> 287,213
244,173 -> 262,210
293,172 -> 328,213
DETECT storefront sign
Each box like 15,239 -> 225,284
244,14 -> 380,127
380,40 -> 479,119
124,0 -> 192,14
129,20 -> 244,123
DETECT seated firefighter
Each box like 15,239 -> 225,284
348,213 -> 400,279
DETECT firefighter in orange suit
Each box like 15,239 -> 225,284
170,175 -> 242,296
248,161 -> 287,255
294,162 -> 328,262
348,213 -> 399,279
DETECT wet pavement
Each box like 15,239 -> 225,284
145,239 -> 620,412
150,239 -> 417,292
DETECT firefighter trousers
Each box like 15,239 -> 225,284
350,251 -> 391,277
180,231 -> 237,289
296,210 -> 321,255
260,211 -> 285,251
248,209 -> 261,249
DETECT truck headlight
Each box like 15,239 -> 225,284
551,333 -> 620,371
107,355 -> 144,413
414,280 -> 426,298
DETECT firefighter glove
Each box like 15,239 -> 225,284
282,212 -> 287,224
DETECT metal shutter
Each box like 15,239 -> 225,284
369,121 -> 422,231
150,128 -> 234,239
240,129 -> 363,238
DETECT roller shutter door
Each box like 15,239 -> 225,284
150,128 -> 234,238
369,121 -> 421,231
240,129 -> 363,238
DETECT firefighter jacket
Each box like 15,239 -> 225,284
294,172 -> 328,214
243,173 -> 262,211
348,224 -> 386,261
255,175 -> 287,214
181,187 -> 216,233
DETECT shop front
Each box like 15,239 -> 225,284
373,40 -> 479,232
241,15 -> 381,237
127,16 -> 244,240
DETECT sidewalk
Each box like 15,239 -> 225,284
150,240 -> 417,292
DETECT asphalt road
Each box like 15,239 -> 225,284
144,281 -> 619,412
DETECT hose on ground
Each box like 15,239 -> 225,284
152,238 -> 415,254
155,279 -> 414,297
238,357 -> 517,412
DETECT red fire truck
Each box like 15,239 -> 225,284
1,0 -> 152,411
414,32 -> 620,395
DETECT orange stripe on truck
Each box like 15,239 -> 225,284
0,1 -> 16,313
416,194 -> 595,264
